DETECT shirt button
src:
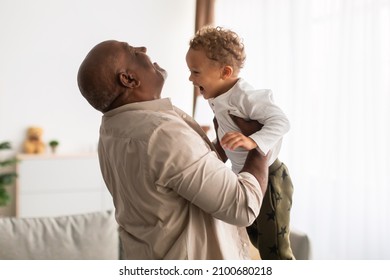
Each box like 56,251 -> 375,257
182,114 -> 186,118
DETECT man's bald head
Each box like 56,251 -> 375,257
77,40 -> 127,112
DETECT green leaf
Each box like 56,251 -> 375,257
49,140 -> 59,147
0,142 -> 11,150
0,158 -> 18,167
0,187 -> 10,206
0,173 -> 17,186
0,141 -> 16,206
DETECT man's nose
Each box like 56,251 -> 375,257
136,46 -> 147,53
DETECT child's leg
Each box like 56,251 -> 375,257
246,158 -> 295,260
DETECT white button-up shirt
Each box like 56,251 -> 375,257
209,79 -> 290,174
98,98 -> 263,259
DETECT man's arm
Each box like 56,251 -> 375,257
241,149 -> 268,196
213,115 -> 268,194
212,117 -> 228,162
229,115 -> 268,195
151,119 -> 262,227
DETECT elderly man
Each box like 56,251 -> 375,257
77,40 -> 268,259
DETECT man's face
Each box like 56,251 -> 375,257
186,48 -> 226,99
125,44 -> 168,82
122,43 -> 168,101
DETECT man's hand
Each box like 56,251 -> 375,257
230,114 -> 263,136
229,115 -> 268,195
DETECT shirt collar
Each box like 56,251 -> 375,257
103,98 -> 174,117
210,78 -> 243,103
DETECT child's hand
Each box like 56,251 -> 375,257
220,132 -> 257,151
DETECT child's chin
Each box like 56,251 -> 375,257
201,92 -> 209,99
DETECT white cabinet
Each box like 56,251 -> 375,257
16,153 -> 114,217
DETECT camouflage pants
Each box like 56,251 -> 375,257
247,158 -> 295,260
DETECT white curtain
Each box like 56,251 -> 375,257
214,0 -> 390,259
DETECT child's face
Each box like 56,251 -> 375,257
186,48 -> 229,99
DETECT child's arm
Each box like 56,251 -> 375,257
220,131 -> 257,151
220,115 -> 264,151
226,90 -> 289,155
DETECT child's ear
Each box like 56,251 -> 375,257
221,66 -> 234,79
118,72 -> 141,88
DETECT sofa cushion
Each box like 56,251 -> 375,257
0,210 -> 119,260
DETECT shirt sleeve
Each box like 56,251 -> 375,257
148,117 -> 263,227
242,89 -> 290,155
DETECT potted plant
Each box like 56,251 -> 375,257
48,140 -> 59,154
0,141 -> 17,207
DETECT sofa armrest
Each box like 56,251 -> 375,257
290,228 -> 312,260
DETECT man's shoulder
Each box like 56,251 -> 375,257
100,108 -> 182,141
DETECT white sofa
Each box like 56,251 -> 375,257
0,210 -> 120,260
290,228 -> 312,260
0,210 -> 310,260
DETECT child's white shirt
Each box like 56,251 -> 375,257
209,78 -> 290,174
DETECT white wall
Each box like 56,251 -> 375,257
0,0 -> 196,153
215,0 -> 390,260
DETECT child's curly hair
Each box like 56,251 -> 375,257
189,26 -> 246,72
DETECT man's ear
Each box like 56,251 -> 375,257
118,72 -> 141,88
221,66 -> 234,79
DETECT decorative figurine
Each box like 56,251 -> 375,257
23,126 -> 46,154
